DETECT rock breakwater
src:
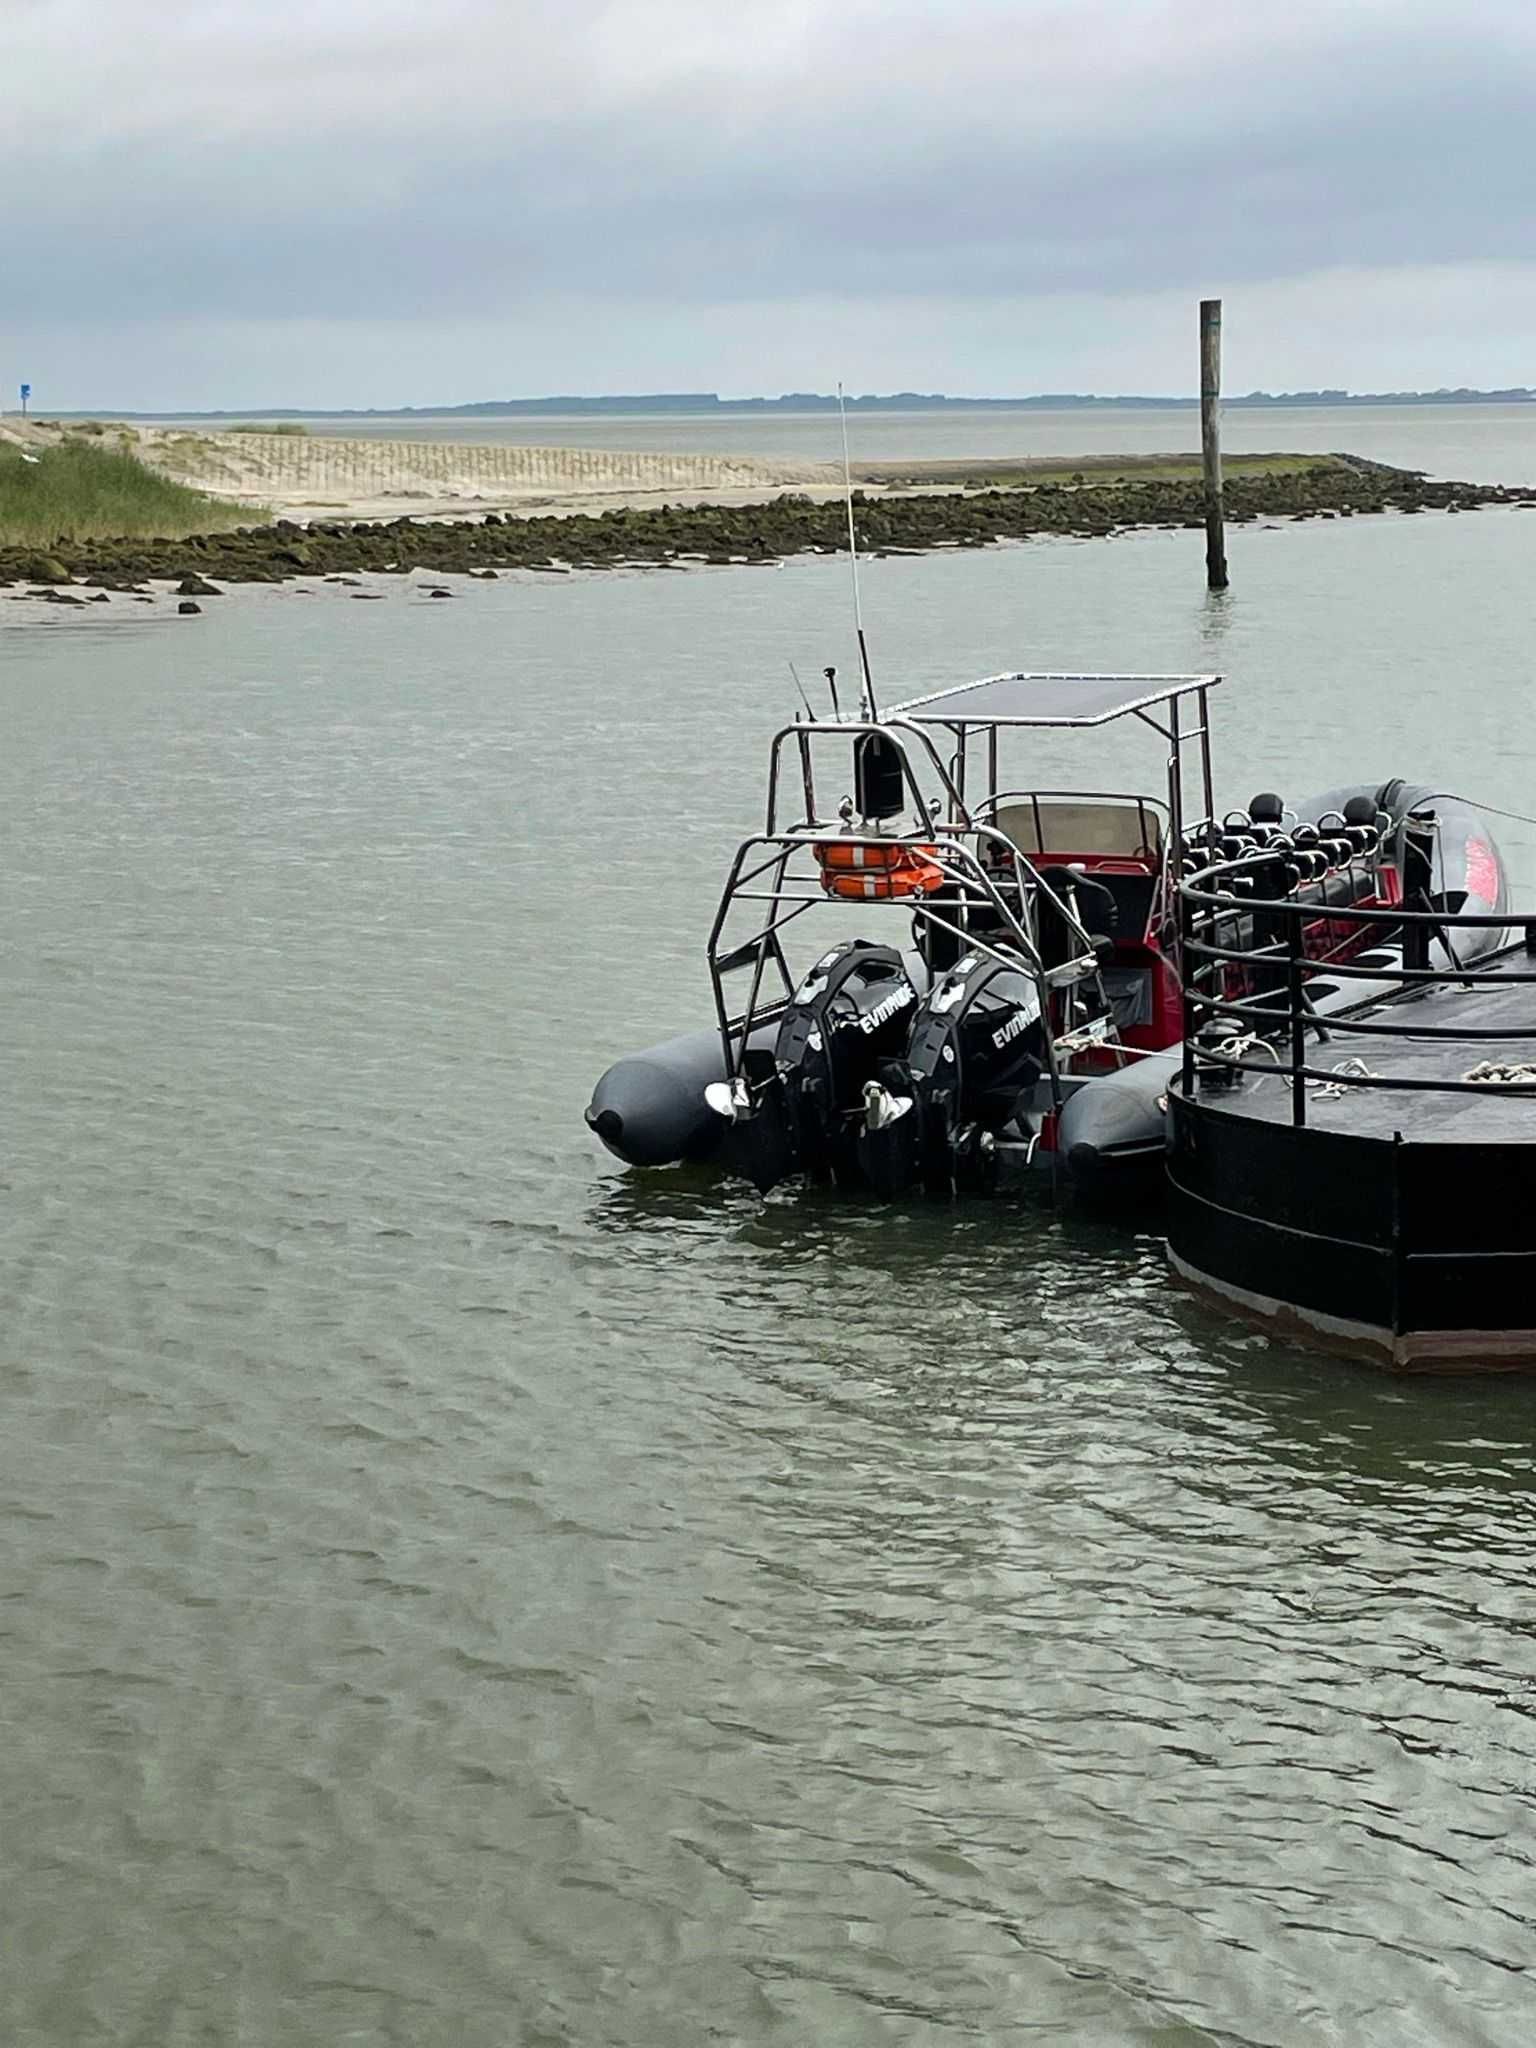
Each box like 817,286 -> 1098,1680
3,463 -> 1531,600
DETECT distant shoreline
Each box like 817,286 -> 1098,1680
22,388 -> 1536,424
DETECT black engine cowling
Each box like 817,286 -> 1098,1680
858,949 -> 1046,1197
768,940 -> 918,1188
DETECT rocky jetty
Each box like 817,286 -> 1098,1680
3,463 -> 1532,598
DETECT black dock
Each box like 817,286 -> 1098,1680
1169,876 -> 1536,1369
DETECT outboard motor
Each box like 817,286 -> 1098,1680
767,940 -> 918,1189
858,949 -> 1046,1198
712,1042 -> 798,1195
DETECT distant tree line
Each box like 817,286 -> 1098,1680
52,388 -> 1536,422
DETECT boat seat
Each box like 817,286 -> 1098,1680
1082,869 -> 1157,940
1038,867 -> 1118,968
915,877 -> 998,973
1296,869 -> 1378,912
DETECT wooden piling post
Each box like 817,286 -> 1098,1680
1200,298 -> 1228,590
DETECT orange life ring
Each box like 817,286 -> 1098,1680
813,840 -> 914,871
815,841 -> 944,900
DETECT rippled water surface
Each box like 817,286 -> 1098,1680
6,510 -> 1536,2044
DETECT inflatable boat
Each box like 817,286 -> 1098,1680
586,668 -> 1509,1204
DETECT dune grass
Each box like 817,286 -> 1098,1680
229,421 -> 310,436
0,439 -> 250,545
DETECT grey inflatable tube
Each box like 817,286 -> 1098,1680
1299,779 -> 1509,931
587,949 -> 930,1170
586,1024 -> 777,1168
1058,1052 -> 1180,1199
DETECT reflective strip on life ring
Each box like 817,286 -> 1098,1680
817,845 -> 944,900
814,839 -> 913,871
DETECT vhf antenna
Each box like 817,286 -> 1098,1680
837,381 -> 877,720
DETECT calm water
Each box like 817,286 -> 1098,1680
6,509 -> 1536,2044
147,402 -> 1536,487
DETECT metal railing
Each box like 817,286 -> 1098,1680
706,821 -> 1124,1119
1178,850 -> 1535,1124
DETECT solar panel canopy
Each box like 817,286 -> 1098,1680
890,671 -> 1220,728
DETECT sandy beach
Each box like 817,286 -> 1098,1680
1,418 -> 1343,526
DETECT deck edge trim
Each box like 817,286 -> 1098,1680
1166,1248 -> 1536,1371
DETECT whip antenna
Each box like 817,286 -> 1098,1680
787,661 -> 815,720
837,381 -> 878,719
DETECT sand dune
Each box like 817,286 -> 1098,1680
3,418 -> 1343,529
3,419 -> 847,521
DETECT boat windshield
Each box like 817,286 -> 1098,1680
988,794 -> 1165,860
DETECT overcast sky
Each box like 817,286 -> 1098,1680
5,0 -> 1536,410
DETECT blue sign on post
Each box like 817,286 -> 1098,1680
19,384 -> 30,416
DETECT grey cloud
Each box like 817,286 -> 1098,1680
5,0 -> 1536,396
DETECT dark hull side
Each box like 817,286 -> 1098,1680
1166,1070 -> 1536,1371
